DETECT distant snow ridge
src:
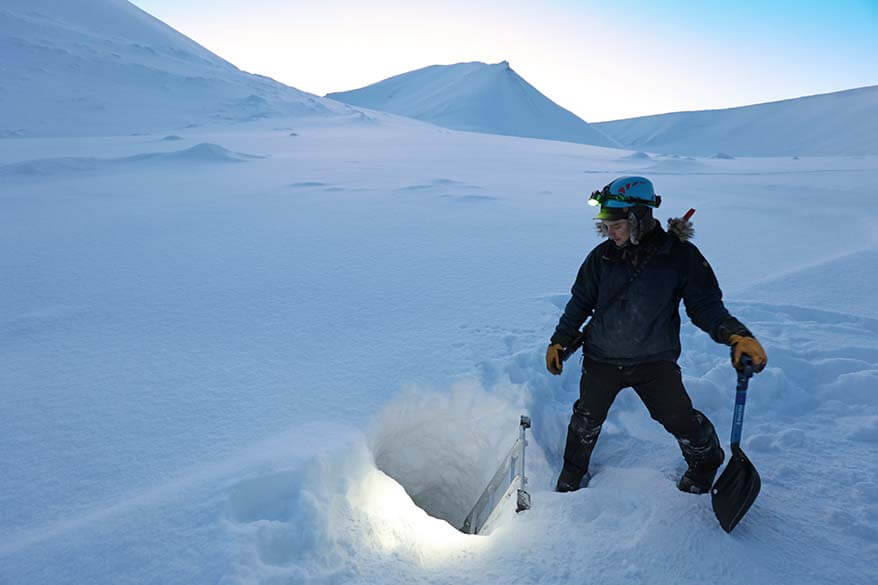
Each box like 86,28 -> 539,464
621,151 -> 652,160
0,0 -> 351,137
595,85 -> 878,157
327,61 -> 619,148
0,143 -> 263,177
142,142 -> 264,163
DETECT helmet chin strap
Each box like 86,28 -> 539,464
628,206 -> 657,245
628,210 -> 640,245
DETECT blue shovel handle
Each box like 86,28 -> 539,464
730,356 -> 754,447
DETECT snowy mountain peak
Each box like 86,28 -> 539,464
595,84 -> 878,156
0,0 -> 349,137
327,61 -> 619,148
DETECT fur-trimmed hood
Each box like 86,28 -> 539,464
666,215 -> 694,242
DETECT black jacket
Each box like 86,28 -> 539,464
551,224 -> 751,365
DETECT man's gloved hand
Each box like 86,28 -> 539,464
729,334 -> 767,373
546,343 -> 564,375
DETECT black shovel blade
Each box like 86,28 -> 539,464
711,445 -> 760,533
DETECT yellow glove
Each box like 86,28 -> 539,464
546,343 -> 564,375
729,334 -> 767,373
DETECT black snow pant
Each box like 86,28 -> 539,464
561,358 -> 723,475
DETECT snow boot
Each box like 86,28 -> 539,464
556,406 -> 601,492
677,463 -> 720,494
556,463 -> 591,492
676,410 -> 724,495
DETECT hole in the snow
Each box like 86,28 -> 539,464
368,383 -> 523,530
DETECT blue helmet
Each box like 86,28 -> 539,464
589,176 -> 661,220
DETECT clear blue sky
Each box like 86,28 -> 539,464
131,0 -> 877,122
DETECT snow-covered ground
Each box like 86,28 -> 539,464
2,115 -> 876,584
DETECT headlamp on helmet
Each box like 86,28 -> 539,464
587,184 -> 662,208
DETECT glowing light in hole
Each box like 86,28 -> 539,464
347,467 -> 487,563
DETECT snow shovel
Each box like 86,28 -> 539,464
711,355 -> 760,533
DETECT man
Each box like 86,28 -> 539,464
546,176 -> 767,494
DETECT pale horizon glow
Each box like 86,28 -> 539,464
132,0 -> 877,122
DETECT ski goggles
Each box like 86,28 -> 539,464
587,185 -> 662,208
